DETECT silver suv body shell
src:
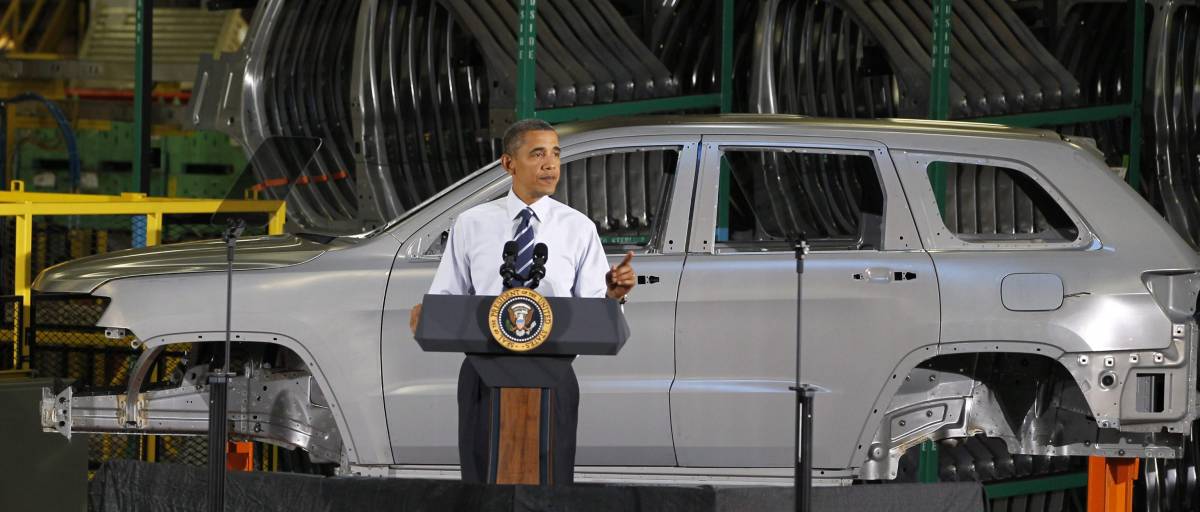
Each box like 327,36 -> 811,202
37,116 -> 1200,484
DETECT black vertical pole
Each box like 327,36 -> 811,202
207,228 -> 238,512
206,376 -> 227,512
799,388 -> 814,511
791,236 -> 812,512
134,0 -> 153,194
0,102 -> 8,187
1044,0 -> 1060,50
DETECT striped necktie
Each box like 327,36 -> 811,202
513,207 -> 536,284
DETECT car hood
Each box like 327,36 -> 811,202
33,234 -> 328,294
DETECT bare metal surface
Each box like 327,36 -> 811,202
43,364 -> 343,463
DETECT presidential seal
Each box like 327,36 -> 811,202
488,287 -> 554,352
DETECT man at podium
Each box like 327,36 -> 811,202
410,119 -> 636,484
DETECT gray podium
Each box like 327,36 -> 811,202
415,294 -> 628,485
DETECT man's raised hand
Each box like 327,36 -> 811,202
606,251 -> 636,300
409,303 -> 422,333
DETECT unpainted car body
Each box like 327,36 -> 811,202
39,116 -> 1200,484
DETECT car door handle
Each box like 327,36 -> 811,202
637,275 -> 660,285
852,268 -> 917,283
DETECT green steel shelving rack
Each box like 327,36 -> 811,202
513,0 -> 734,123
930,0 -> 1146,190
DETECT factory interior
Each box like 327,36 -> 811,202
1,1 -> 1200,511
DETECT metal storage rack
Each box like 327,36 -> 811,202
512,0 -> 735,122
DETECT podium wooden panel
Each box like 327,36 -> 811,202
495,388 -> 542,484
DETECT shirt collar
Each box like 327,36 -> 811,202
505,188 -> 552,222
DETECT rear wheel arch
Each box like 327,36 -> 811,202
853,343 -> 1096,480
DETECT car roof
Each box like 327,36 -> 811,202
555,114 -> 1058,141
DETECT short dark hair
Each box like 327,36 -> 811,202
502,119 -> 556,157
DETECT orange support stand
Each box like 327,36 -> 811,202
226,441 -> 254,472
1087,456 -> 1139,512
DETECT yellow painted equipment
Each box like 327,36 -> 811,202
1,179 -> 286,368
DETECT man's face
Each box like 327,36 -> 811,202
503,129 -> 560,202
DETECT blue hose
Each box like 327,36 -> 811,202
0,92 -> 81,190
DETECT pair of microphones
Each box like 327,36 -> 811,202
500,241 -> 548,290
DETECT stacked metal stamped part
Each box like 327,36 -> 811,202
897,435 -> 1076,484
1046,2 -> 1134,165
647,0 -> 747,97
649,0 -> 1091,242
355,0 -> 681,227
190,0 -> 1200,252
1034,0 -> 1200,250
1138,5 -> 1200,492
743,0 -> 1082,118
750,1 -> 901,118
190,0 -> 364,232
1145,1 -> 1200,248
263,0 -> 362,226
1140,418 -> 1200,512
551,150 -> 676,235
937,163 -> 1075,240
440,0 -> 678,114
901,437 -> 1085,511
663,0 -> 1200,246
353,0 -> 498,225
192,0 -> 685,233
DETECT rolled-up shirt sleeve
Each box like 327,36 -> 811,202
428,221 -> 472,295
573,225 -> 609,298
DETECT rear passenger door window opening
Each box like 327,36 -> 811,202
671,136 -> 938,471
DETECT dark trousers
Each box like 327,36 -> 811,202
457,357 -> 579,485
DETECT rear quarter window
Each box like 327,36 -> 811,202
927,161 -> 1079,243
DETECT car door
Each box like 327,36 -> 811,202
671,135 -> 939,471
380,135 -> 699,466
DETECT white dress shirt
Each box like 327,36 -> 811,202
428,188 -> 610,298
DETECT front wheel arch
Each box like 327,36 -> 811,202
134,332 -> 357,465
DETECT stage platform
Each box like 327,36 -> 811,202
90,460 -> 983,511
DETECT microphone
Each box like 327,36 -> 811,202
526,243 -> 548,290
499,241 -> 518,289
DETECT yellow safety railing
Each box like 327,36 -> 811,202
1,179 -> 287,368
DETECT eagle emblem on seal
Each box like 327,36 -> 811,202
488,288 -> 554,352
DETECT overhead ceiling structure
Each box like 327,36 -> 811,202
190,0 -> 1200,249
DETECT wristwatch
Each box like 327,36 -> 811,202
618,294 -> 629,305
